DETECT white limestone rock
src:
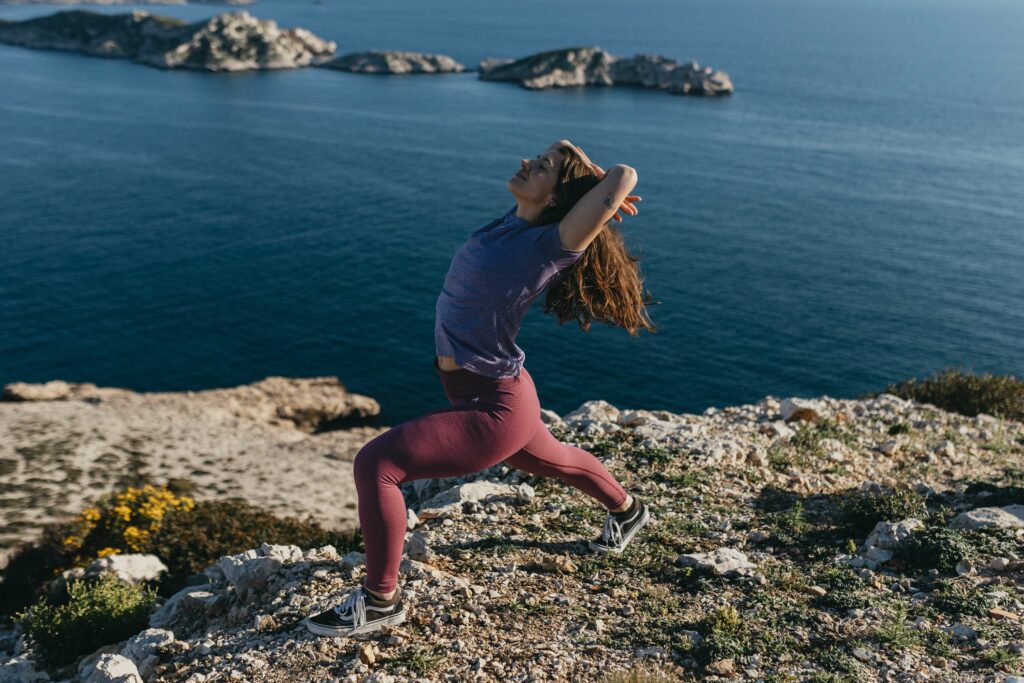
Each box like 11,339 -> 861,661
950,505 -> 1024,530
120,628 -> 175,669
203,542 -> 306,593
676,548 -> 755,577
416,481 -> 533,520
404,532 -> 432,562
0,655 -> 50,682
865,519 -> 924,550
561,400 -> 621,428
83,654 -> 142,683
339,551 -> 366,570
84,553 -> 168,583
779,397 -> 826,423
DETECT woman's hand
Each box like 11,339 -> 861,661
613,194 -> 641,222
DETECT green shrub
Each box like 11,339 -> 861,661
813,566 -> 874,611
150,497 -> 361,586
697,605 -> 747,662
15,574 -> 156,667
770,501 -> 811,546
930,580 -> 992,617
874,601 -> 921,648
896,527 -> 974,574
872,368 -> 1023,421
839,489 -> 927,537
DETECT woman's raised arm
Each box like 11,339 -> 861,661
556,164 -> 639,252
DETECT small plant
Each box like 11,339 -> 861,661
981,645 -> 1022,672
15,574 -> 157,667
771,501 -> 811,546
838,488 -> 927,536
897,527 -> 974,574
930,580 -> 992,617
874,601 -> 921,649
389,644 -> 446,676
697,605 -> 747,663
816,646 -> 863,675
888,422 -> 914,436
813,566 -> 874,611
599,662 -> 680,683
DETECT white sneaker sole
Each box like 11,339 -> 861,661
588,505 -> 651,554
303,608 -> 406,637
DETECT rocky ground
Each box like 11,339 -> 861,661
0,377 -> 383,565
2,385 -> 1023,682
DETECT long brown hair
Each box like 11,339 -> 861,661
534,145 -> 659,336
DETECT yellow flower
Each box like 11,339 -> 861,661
62,535 -> 80,547
122,525 -> 150,552
96,547 -> 119,558
81,507 -> 101,523
113,505 -> 133,522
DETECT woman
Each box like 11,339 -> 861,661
305,140 -> 657,638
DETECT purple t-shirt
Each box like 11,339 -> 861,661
435,204 -> 586,378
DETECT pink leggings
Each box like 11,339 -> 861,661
352,356 -> 629,593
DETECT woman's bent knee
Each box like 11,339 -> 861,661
353,439 -> 403,486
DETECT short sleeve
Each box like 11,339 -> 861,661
536,221 -> 586,272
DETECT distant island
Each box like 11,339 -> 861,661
478,46 -> 733,96
0,9 -> 734,95
321,49 -> 466,74
0,0 -> 253,5
0,9 -> 335,71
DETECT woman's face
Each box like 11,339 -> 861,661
508,149 -> 562,205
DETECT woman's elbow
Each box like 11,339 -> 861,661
614,164 -> 637,175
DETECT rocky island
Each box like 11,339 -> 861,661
478,46 -> 734,96
0,9 -> 335,71
1,0 -> 252,6
1,371 -> 1022,681
321,50 -> 465,75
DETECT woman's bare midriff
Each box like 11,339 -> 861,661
436,355 -> 462,372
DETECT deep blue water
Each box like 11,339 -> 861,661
1,0 -> 1022,425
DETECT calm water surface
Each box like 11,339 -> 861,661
1,0 -> 1022,424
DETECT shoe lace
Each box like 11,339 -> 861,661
332,588 -> 366,628
602,514 -> 624,547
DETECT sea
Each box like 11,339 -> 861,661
1,0 -> 1022,426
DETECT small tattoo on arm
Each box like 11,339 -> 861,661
602,192 -> 615,209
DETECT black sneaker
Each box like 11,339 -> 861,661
304,585 -> 406,637
588,495 -> 650,554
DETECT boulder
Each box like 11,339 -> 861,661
0,655 -> 50,682
676,548 -> 755,576
149,583 -> 219,633
950,505 -> 1024,530
84,553 -> 168,583
416,481 -> 534,520
120,628 -> 175,669
779,397 -> 825,423
864,519 -> 924,550
83,654 -> 141,683
404,532 -> 432,562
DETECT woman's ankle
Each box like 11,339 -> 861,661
365,586 -> 397,601
610,494 -> 633,514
